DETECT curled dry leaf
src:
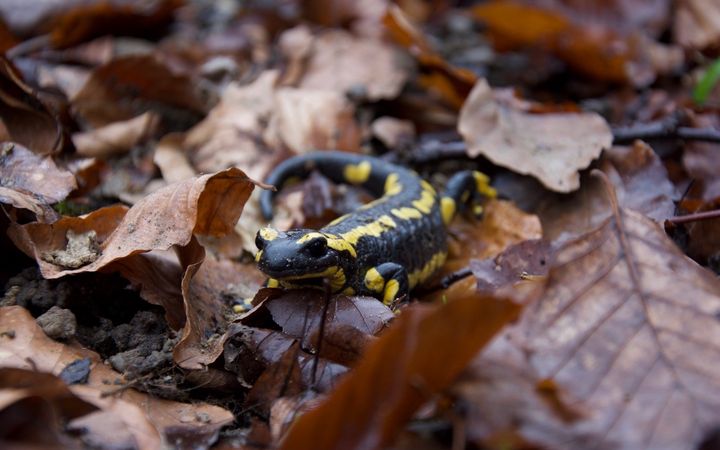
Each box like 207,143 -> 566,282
537,141 -> 676,243
458,79 -> 612,192
0,186 -> 59,223
468,191 -> 720,449
279,290 -> 523,450
0,367 -> 97,448
384,5 -> 477,109
0,142 -> 77,203
265,87 -> 362,154
153,133 -> 196,184
72,112 -> 159,158
0,306 -> 233,450
73,54 -> 211,127
9,168 -> 255,278
472,0 -> 682,86
674,0 -> 720,49
287,28 -> 409,102
0,58 -> 68,155
174,256 -> 265,369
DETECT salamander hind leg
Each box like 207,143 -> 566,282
440,170 -> 496,225
363,262 -> 409,306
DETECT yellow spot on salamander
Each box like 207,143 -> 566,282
340,215 -> 397,245
473,171 -> 497,198
364,268 -> 385,293
440,197 -> 456,225
421,179 -> 436,195
384,173 -> 402,195
408,251 -> 447,288
391,207 -> 423,220
344,161 -> 372,185
259,227 -> 279,241
297,232 -> 357,258
255,250 -> 263,262
473,205 -> 484,216
383,279 -> 400,305
267,278 -> 279,288
412,189 -> 435,214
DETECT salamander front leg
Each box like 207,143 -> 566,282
440,170 -> 496,224
363,262 -> 409,305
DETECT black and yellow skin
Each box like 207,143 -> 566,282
254,151 -> 496,305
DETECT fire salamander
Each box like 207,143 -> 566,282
254,151 -> 496,305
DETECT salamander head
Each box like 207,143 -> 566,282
255,227 -> 353,291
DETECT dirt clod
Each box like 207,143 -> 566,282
36,306 -> 77,340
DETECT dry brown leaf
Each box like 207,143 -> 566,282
472,0 -> 682,86
0,186 -> 59,223
265,87 -> 362,154
301,0 -> 388,38
289,28 -> 409,101
153,132 -> 196,184
72,112 -> 159,158
278,289 -> 524,450
174,256 -> 265,369
9,168 -> 255,278
0,142 -> 77,203
537,141 -> 677,242
383,5 -> 477,109
184,70 -> 279,180
0,306 -> 233,450
674,0 -> 720,49
73,54 -> 210,127
458,79 -> 612,192
0,58 -> 68,155
468,189 -> 720,449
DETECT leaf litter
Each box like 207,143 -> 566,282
1,1 -> 720,449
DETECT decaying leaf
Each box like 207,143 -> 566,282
279,289 -> 523,450
0,142 -> 77,203
72,112 -> 159,158
289,28 -> 409,101
465,185 -> 720,449
537,141 -> 677,242
472,0 -> 682,86
458,79 -> 612,192
0,58 -> 68,155
674,0 -> 720,49
0,306 -> 233,450
73,55 -> 211,127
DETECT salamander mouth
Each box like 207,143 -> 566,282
273,266 -> 347,292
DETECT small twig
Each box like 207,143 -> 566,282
666,209 -> 720,224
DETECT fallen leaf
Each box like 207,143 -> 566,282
0,186 -> 59,223
265,87 -> 362,154
472,0 -> 682,86
301,0 -> 388,38
7,169 -> 255,332
683,114 -> 720,200
174,256 -> 265,369
184,70 -> 279,180
674,0 -> 720,49
154,133 -> 196,184
72,112 -> 159,158
0,57 -> 69,155
384,5 -> 477,109
537,141 -> 677,242
278,289 -> 523,450
287,28 -> 409,101
468,184 -> 720,449
470,239 -> 551,295
0,142 -> 77,203
371,116 -> 415,151
73,54 -> 211,127
0,367 -> 97,449
0,306 -> 233,450
458,79 -> 612,192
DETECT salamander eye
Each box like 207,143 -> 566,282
304,237 -> 328,257
255,232 -> 266,250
